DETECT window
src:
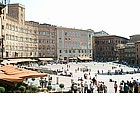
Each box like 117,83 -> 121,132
65,32 -> 67,36
6,34 -> 9,40
47,40 -> 50,44
12,25 -> 15,31
60,50 -> 62,53
19,37 -> 23,42
2,25 -> 4,29
52,40 -> 55,44
6,23 -> 9,29
15,26 -> 18,32
11,35 -> 14,40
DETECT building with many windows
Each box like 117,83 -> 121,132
4,3 -> 39,58
57,27 -> 93,61
124,43 -> 135,64
38,24 -> 57,59
134,41 -> 140,65
94,35 -> 129,61
1,3 -> 93,61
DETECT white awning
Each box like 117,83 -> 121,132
39,58 -> 53,61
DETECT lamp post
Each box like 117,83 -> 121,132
0,0 -> 10,60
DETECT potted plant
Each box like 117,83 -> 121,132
19,86 -> 26,93
31,85 -> 39,93
47,85 -> 52,93
0,87 -> 5,93
59,83 -> 64,93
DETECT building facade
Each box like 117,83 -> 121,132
129,35 -> 140,42
94,35 -> 129,61
38,24 -> 57,59
1,3 -> 93,61
124,43 -> 135,64
4,3 -> 39,58
135,41 -> 140,65
94,30 -> 109,37
57,27 -> 93,60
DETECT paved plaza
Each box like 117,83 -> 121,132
39,61 -> 140,93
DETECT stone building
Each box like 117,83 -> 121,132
4,3 -> 39,58
124,43 -> 135,64
94,35 -> 129,61
135,41 -> 140,65
129,35 -> 140,42
1,3 -> 93,61
57,27 -> 93,61
38,24 -> 57,59
94,30 -> 109,36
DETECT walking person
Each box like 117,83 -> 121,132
114,81 -> 118,93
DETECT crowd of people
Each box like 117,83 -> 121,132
114,79 -> 140,93
71,76 -> 108,93
71,77 -> 140,93
17,61 -> 140,93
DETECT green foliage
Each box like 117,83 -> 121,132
0,87 -> 5,93
59,83 -> 64,89
39,79 -> 44,84
31,86 -> 39,93
19,86 -> 26,93
47,85 -> 52,91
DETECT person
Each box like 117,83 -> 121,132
77,83 -> 81,93
44,78 -> 48,88
99,84 -> 104,93
103,85 -> 107,93
73,83 -> 78,93
92,77 -> 97,85
124,83 -> 129,93
103,82 -> 107,93
134,83 -> 138,93
84,81 -> 88,93
119,82 -> 124,93
81,81 -> 84,93
129,81 -> 133,93
89,81 -> 94,93
114,81 -> 118,93
138,83 -> 140,93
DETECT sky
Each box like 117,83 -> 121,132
9,0 -> 140,38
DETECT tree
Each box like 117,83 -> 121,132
59,83 -> 64,93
